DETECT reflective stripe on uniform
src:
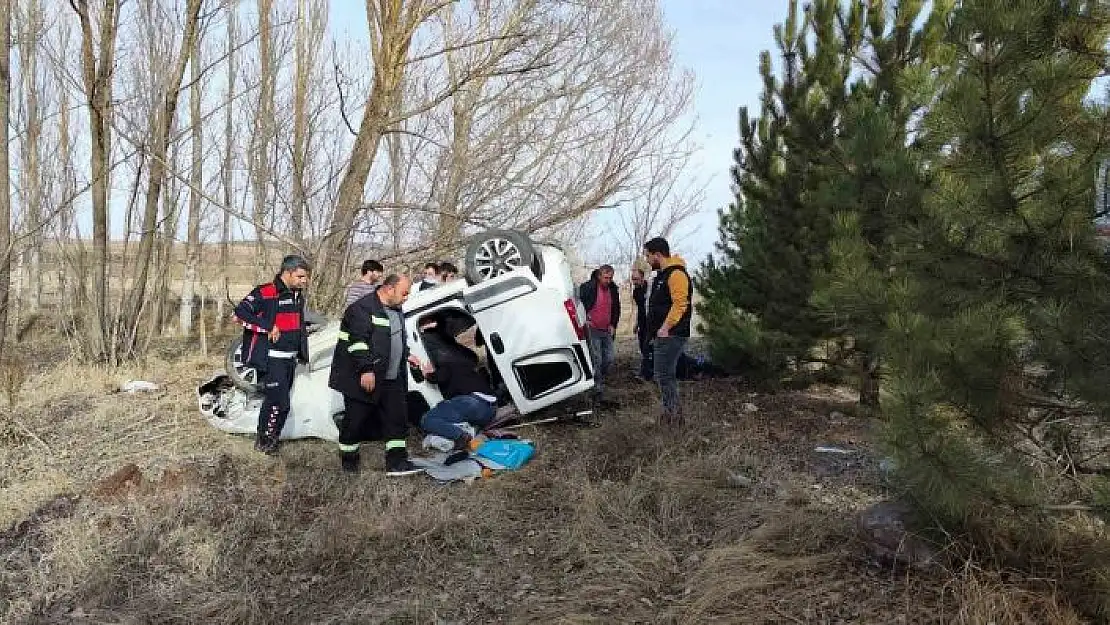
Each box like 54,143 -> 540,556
269,349 -> 297,359
371,315 -> 390,327
385,439 -> 406,450
348,342 -> 369,353
338,330 -> 350,340
339,443 -> 359,452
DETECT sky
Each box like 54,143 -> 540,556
659,0 -> 782,264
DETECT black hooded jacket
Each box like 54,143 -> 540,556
421,328 -> 494,399
577,270 -> 621,329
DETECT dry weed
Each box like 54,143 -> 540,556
948,567 -> 1086,625
0,343 -> 1101,623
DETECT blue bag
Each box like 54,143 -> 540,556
474,439 -> 535,470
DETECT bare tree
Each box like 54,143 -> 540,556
0,0 -> 10,350
118,0 -> 202,356
179,19 -> 204,336
248,0 -> 275,279
217,0 -> 238,324
16,0 -> 45,315
606,140 -> 706,269
378,0 -> 695,266
289,0 -> 326,243
316,0 -> 453,300
50,17 -> 78,307
70,0 -> 121,362
8,0 -> 697,362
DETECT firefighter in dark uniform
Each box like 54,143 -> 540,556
329,274 -> 423,476
233,255 -> 312,454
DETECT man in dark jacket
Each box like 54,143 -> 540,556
233,255 -> 312,455
417,315 -> 498,464
630,266 -> 653,382
644,237 -> 693,426
578,264 -> 620,407
329,274 -> 422,476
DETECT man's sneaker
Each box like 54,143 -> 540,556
385,448 -> 421,477
254,434 -> 280,456
340,451 -> 360,474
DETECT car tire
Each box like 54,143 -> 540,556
464,229 -> 539,284
225,336 -> 263,394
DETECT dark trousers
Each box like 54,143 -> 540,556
653,336 -> 688,415
637,330 -> 654,380
257,358 -> 297,439
339,378 -> 408,450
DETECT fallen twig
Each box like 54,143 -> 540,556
11,417 -> 49,451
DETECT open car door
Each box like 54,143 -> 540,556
462,270 -> 595,414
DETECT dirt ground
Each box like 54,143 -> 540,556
0,338 -> 1089,624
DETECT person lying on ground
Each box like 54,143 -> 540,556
418,316 -> 499,464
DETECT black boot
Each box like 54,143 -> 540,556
385,448 -> 421,477
254,434 -> 279,456
340,451 -> 360,474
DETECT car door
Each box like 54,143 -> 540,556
462,270 -> 595,414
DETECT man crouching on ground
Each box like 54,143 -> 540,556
329,274 -> 424,476
233,255 -> 312,455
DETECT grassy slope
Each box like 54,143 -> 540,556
0,338 -> 1087,624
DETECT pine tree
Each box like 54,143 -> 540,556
699,0 -> 859,382
809,0 -> 951,408
883,0 -> 1110,527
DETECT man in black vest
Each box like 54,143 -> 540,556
329,274 -> 423,476
233,255 -> 312,455
643,237 -> 693,426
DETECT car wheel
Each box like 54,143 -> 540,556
226,336 -> 263,394
464,229 -> 538,284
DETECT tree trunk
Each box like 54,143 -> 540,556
859,350 -> 880,411
316,0 -> 428,303
122,0 -> 203,355
250,0 -> 274,281
72,0 -> 121,362
55,21 -> 76,314
290,0 -> 308,243
180,34 -> 203,336
18,0 -> 42,313
218,0 -> 238,328
0,0 -> 9,351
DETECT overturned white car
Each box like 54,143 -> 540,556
198,230 -> 597,441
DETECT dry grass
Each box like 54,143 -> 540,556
0,338 -> 1100,624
